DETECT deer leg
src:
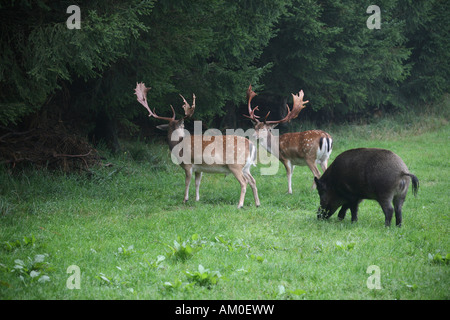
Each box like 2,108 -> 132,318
230,167 -> 247,208
183,167 -> 192,203
244,170 -> 260,207
283,160 -> 294,194
319,159 -> 328,173
306,159 -> 321,189
195,172 -> 202,201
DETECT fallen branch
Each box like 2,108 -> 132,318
53,150 -> 92,158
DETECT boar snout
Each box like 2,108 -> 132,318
317,207 -> 332,220
317,207 -> 325,219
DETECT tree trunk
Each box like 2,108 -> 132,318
91,111 -> 120,153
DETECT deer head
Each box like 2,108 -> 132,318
134,82 -> 196,137
244,84 -> 308,139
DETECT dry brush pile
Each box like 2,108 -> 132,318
0,125 -> 100,172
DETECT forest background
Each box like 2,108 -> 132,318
1,0 -> 449,156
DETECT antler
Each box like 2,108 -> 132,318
134,82 -> 175,121
243,84 -> 291,125
263,90 -> 309,125
288,90 -> 309,121
180,93 -> 196,119
263,104 -> 292,125
243,85 -> 308,125
243,84 -> 261,123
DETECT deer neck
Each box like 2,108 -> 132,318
259,130 -> 279,158
167,127 -> 185,152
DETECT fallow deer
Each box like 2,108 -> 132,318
245,85 -> 332,192
135,82 -> 260,208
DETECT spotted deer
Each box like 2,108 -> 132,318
135,82 -> 260,208
245,85 -> 332,192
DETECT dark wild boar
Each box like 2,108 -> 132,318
314,148 -> 419,227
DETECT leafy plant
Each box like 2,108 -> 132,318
96,271 -> 131,289
265,285 -> 306,299
3,234 -> 36,251
335,241 -> 356,252
163,278 -> 194,291
277,285 -> 307,299
7,254 -> 52,284
428,252 -> 450,264
249,254 -> 266,263
164,234 -> 204,261
145,255 -> 166,270
402,282 -> 419,291
115,245 -> 135,257
215,236 -> 250,252
184,265 -> 222,288
96,273 -> 117,286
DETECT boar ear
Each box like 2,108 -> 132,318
314,177 -> 323,190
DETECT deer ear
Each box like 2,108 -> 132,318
156,124 -> 169,131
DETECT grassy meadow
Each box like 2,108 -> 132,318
0,106 -> 449,300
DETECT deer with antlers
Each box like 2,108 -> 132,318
245,85 -> 332,192
135,82 -> 260,208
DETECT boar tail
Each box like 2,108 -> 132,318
402,172 -> 419,197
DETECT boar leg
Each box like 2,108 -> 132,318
393,195 -> 405,227
379,199 -> 394,227
337,204 -> 349,220
349,201 -> 362,223
338,200 -> 361,222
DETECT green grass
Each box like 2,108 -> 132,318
0,112 -> 449,300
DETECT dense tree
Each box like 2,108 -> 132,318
259,0 -> 413,119
1,0 -> 288,150
84,0 -> 288,129
0,0 -> 154,127
0,0 -> 448,155
398,0 -> 450,104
